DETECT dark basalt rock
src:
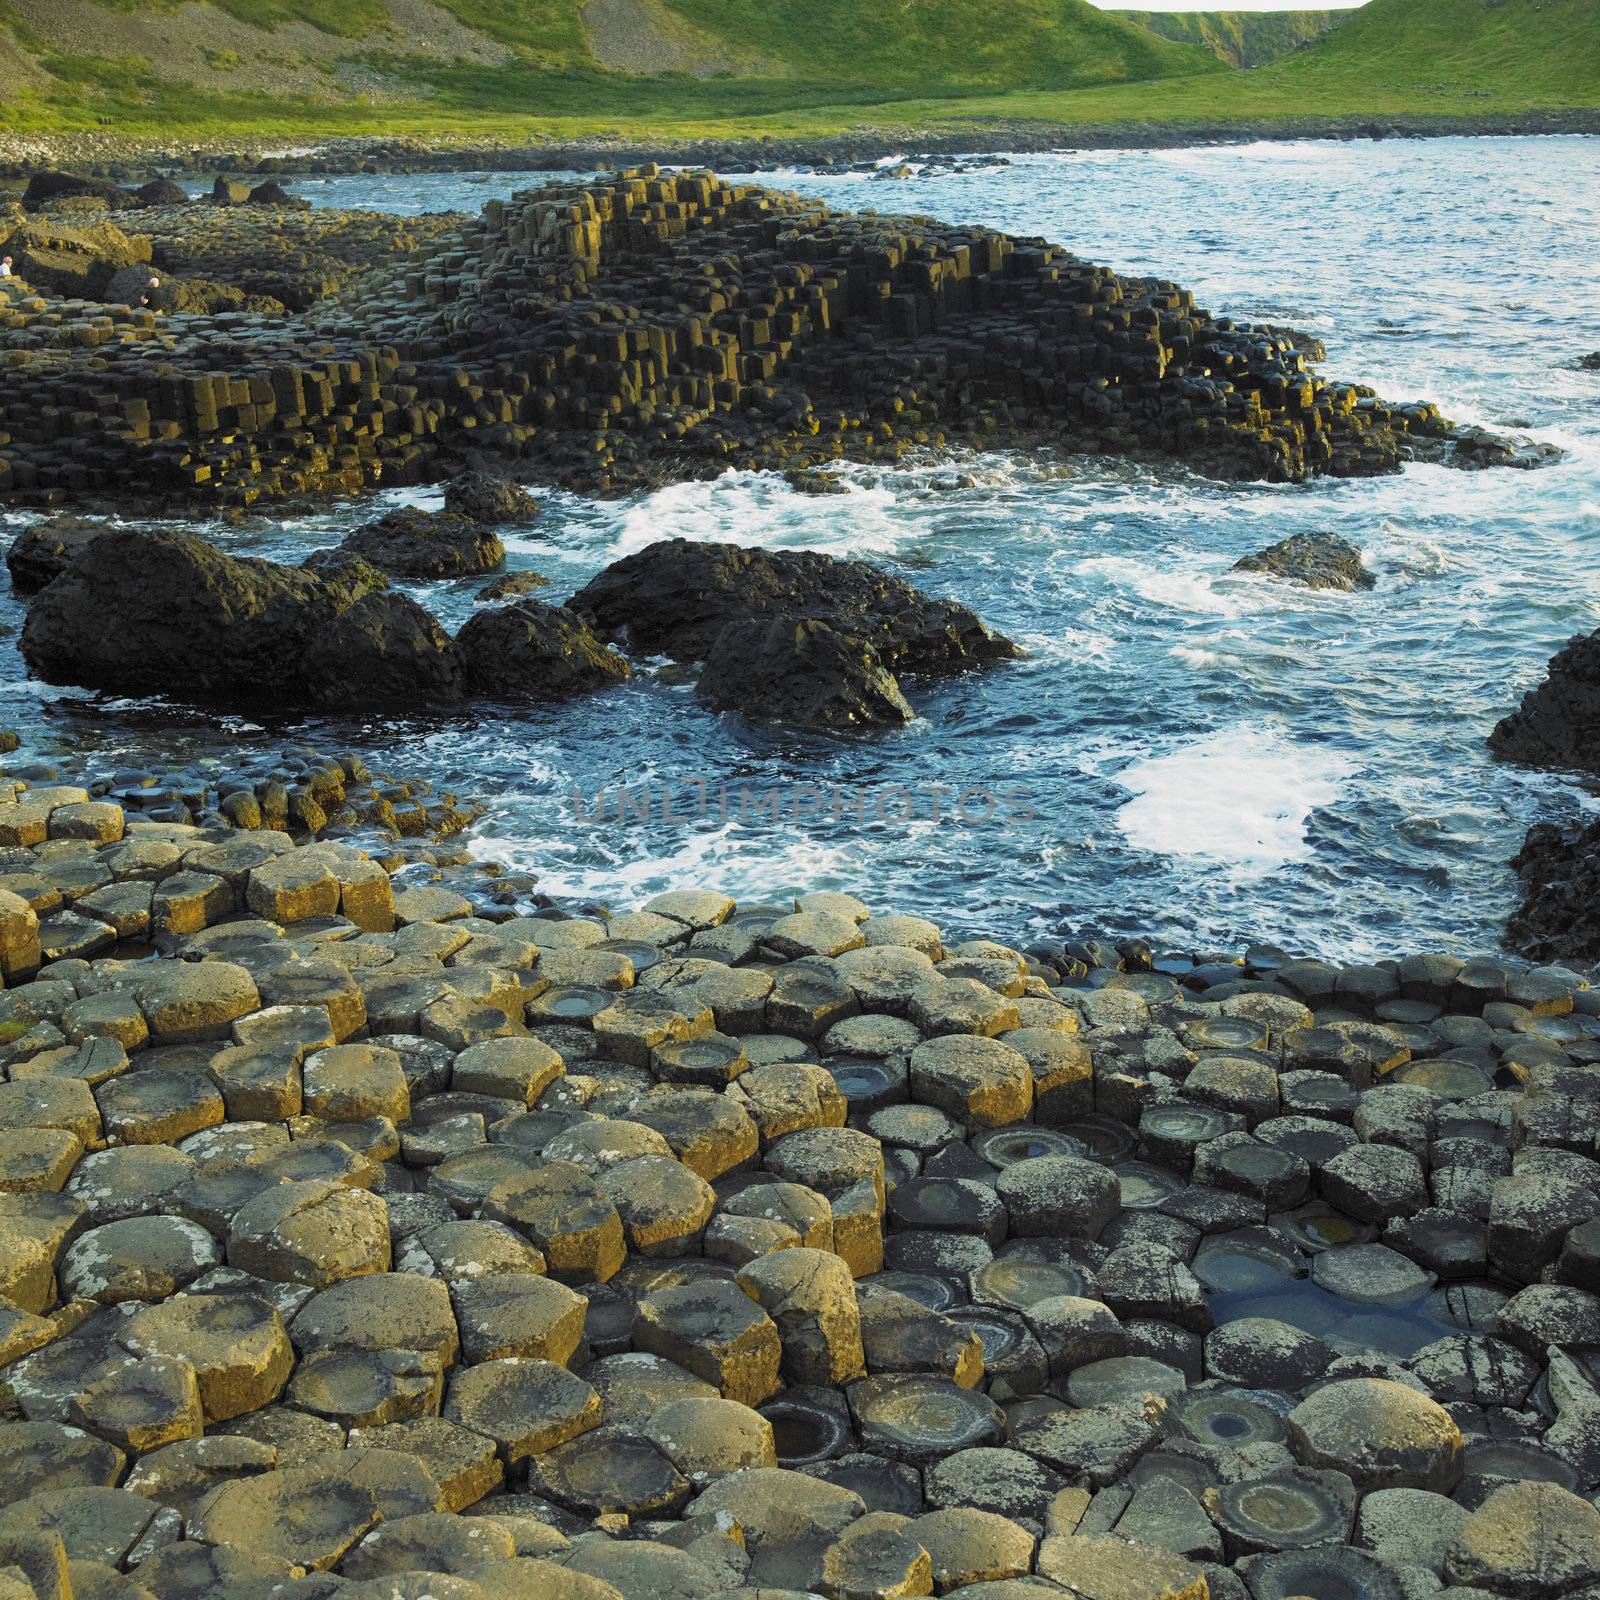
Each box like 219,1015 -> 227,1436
1581,352 -> 1600,371
443,472 -> 539,526
298,549 -> 390,607
301,591 -> 467,708
1233,532 -> 1373,593
572,538 -> 1020,675
6,516 -> 110,594
338,507 -> 505,580
1420,424 -> 1564,471
22,171 -> 140,211
1505,816 -> 1600,963
476,571 -> 549,603
19,528 -> 343,698
247,180 -> 309,211
697,617 -> 914,730
457,601 -> 631,700
1488,629 -> 1600,773
134,179 -> 190,209
0,169 -> 1529,510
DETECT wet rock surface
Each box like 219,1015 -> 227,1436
0,166 -> 1528,509
1507,815 -> 1600,964
1,767 -> 1598,1598
1489,628 -> 1600,775
15,526 -> 1013,730
1232,531 -> 1373,592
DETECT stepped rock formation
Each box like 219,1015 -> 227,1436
0,168 -> 1476,507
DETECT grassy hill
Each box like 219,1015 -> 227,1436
0,0 -> 1594,142
0,0 -> 1220,135
1121,10 -> 1347,70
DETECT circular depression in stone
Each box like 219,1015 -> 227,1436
760,1393 -> 852,1465
1110,1160 -> 1185,1210
867,1269 -> 964,1310
970,1126 -> 1089,1168
1172,1389 -> 1288,1449
1059,1115 -> 1136,1164
1213,1473 -> 1351,1549
1193,1232 -> 1304,1296
825,1055 -> 907,1111
970,1254 -> 1094,1311
855,1378 -> 1003,1461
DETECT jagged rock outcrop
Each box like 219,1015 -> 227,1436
1489,629 -> 1600,773
0,168 -> 1518,508
0,214 -> 152,298
1233,531 -> 1373,592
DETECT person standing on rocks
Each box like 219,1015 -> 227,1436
141,275 -> 168,311
0,256 -> 11,278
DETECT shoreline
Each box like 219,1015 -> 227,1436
2,108 -> 1597,178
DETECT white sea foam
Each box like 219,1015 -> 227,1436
1114,729 -> 1354,870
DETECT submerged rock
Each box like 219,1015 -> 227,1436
1233,531 -> 1373,592
1488,628 -> 1600,772
696,617 -> 915,730
338,507 -> 505,580
1421,424 -> 1563,471
475,570 -> 549,603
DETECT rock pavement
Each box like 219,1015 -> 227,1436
0,765 -> 1599,1598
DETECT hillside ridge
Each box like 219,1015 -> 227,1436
1121,10 -> 1347,70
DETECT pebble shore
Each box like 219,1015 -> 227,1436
3,755 -> 1600,1600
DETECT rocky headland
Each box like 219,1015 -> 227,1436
0,166 -> 1543,511
4,755 -> 1600,1599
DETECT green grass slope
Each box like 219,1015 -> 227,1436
1263,0 -> 1600,102
0,0 -> 1221,134
0,0 -> 1594,140
1121,10 -> 1346,70
662,0 -> 1219,89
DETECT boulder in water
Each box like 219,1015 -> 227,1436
571,537 -> 1019,675
22,171 -> 139,211
338,507 -> 504,580
134,178 -> 190,209
302,591 -> 467,708
444,472 -> 539,525
1506,816 -> 1600,963
1488,630 -> 1600,773
1581,352 -> 1600,372
299,549 -> 390,607
6,516 -> 111,595
1233,532 -> 1373,592
20,528 -> 341,699
696,616 -> 915,730
457,601 -> 630,700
